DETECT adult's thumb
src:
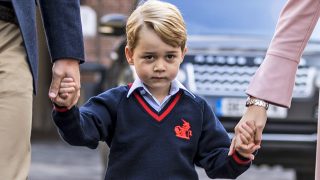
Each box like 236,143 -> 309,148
49,75 -> 62,99
254,129 -> 263,146
228,137 -> 236,156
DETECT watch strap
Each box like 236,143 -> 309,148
245,97 -> 269,110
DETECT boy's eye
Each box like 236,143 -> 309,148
166,54 -> 176,61
143,55 -> 154,61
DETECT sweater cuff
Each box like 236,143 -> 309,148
53,103 -> 69,113
232,151 -> 252,165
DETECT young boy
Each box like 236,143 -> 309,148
52,1 -> 258,179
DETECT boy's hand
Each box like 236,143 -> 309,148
233,121 -> 260,160
229,106 -> 267,157
52,77 -> 77,108
49,59 -> 80,106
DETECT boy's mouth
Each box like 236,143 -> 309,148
152,77 -> 166,80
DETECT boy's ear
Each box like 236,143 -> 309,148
180,47 -> 187,63
125,46 -> 134,65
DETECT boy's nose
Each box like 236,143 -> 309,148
154,60 -> 165,71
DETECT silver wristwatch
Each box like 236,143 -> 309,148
245,97 -> 269,110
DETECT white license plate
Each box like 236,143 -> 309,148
215,98 -> 287,119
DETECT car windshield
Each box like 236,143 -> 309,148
162,0 -> 320,41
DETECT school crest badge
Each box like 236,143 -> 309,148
174,119 -> 192,140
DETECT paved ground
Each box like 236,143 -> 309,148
29,140 -> 296,180
29,140 -> 103,180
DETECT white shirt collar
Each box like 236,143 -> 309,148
126,78 -> 195,98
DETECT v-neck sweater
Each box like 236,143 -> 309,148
52,85 -> 251,180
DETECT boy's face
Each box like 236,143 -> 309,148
125,26 -> 187,95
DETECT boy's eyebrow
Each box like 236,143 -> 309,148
143,51 -> 155,54
166,51 -> 179,54
143,51 -> 156,54
142,50 -> 179,54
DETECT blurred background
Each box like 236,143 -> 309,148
31,0 -> 320,179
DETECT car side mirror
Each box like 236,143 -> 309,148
99,14 -> 127,36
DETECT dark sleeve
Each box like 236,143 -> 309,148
38,0 -> 84,63
52,92 -> 120,149
195,100 -> 250,179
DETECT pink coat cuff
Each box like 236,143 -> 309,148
246,54 -> 299,108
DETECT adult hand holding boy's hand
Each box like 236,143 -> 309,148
53,77 -> 77,108
49,59 -> 80,109
230,115 -> 263,160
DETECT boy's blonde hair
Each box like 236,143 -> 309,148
126,0 -> 187,51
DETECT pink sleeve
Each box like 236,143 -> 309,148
246,0 -> 320,108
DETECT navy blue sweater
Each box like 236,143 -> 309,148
52,85 -> 250,179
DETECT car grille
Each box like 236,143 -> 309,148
183,55 -> 317,98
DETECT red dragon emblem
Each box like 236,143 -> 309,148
174,119 -> 192,140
